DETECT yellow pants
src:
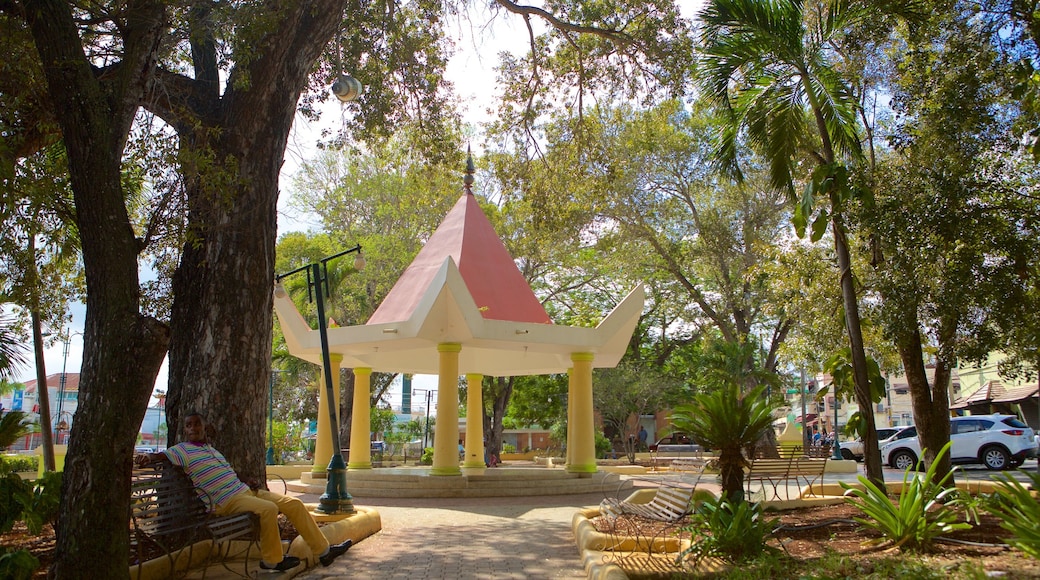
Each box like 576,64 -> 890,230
216,489 -> 330,565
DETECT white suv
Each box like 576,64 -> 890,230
879,414 -> 1037,471
839,427 -> 905,461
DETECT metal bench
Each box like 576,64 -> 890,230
745,455 -> 827,502
130,460 -> 260,579
600,483 -> 695,523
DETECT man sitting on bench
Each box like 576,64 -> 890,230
136,412 -> 352,571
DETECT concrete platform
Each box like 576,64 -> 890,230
286,464 -> 628,498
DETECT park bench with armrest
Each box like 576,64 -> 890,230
130,460 -> 260,579
600,483 -> 696,523
745,455 -> 828,502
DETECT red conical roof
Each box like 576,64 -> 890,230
368,192 -> 553,325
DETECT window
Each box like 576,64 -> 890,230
895,388 -> 909,395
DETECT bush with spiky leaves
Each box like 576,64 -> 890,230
0,412 -> 30,451
679,496 -> 778,565
987,468 -> 1040,559
841,442 -> 969,551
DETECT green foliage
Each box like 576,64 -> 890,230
841,443 -> 969,551
0,315 -> 28,380
987,468 -> 1040,559
720,549 -> 986,579
501,443 -> 516,454
370,407 -> 397,438
0,471 -> 61,535
824,349 -> 886,411
548,421 -> 567,454
670,342 -> 777,503
271,420 -> 309,464
593,431 -> 611,459
0,455 -> 36,474
679,497 -> 778,565
420,447 -> 433,465
0,547 -> 39,580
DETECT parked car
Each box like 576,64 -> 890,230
134,445 -> 157,454
838,426 -> 912,461
647,433 -> 696,453
879,414 -> 1036,471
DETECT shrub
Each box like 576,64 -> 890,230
679,497 -> 778,565
0,470 -> 61,580
0,547 -> 39,580
420,447 -> 433,465
502,443 -> 516,454
987,468 -> 1040,559
841,442 -> 968,552
594,431 -> 611,459
0,456 -> 37,475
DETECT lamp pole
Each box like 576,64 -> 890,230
801,370 -> 809,450
276,244 -> 364,515
56,330 -> 81,445
832,389 -> 843,460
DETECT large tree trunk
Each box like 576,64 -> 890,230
898,328 -> 952,483
23,1 -> 171,578
832,216 -> 883,489
164,0 -> 348,483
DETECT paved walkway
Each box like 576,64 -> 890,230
295,492 -> 609,579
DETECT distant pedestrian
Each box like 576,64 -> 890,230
637,426 -> 648,449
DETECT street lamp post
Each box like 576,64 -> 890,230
832,391 -> 843,460
276,244 -> 364,515
415,389 -> 435,450
56,330 -> 82,445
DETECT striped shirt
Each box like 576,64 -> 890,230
164,442 -> 249,510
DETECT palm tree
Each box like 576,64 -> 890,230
0,313 -> 28,380
0,411 -> 30,451
695,0 -> 918,488
671,384 -> 775,503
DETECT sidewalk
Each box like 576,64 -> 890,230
295,491 -> 608,579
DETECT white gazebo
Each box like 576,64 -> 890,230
273,156 -> 644,477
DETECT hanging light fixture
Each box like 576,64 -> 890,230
332,75 -> 362,102
330,33 -> 362,102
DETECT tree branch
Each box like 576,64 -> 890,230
493,0 -> 636,46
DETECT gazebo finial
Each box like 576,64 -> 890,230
464,145 -> 475,194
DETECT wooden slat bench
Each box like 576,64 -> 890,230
745,456 -> 828,502
600,482 -> 695,523
130,460 -> 260,579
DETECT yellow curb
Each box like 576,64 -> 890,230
573,508 -> 730,579
130,508 -> 381,579
288,507 -> 382,566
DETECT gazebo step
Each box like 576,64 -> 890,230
283,467 -> 627,498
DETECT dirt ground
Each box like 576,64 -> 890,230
594,502 -> 1040,578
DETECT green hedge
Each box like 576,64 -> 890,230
0,455 -> 38,475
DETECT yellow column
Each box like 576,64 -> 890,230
431,343 -> 462,475
566,367 -> 575,467
312,353 -> 343,476
568,353 -> 597,474
463,373 -> 486,469
348,367 -> 373,470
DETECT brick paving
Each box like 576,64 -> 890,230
295,493 -> 607,579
